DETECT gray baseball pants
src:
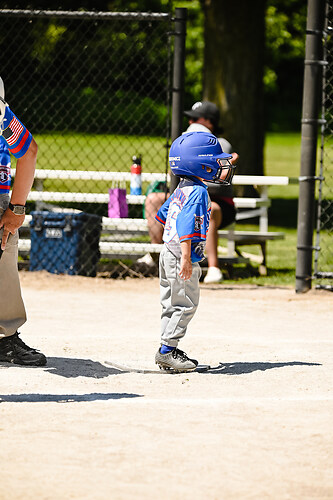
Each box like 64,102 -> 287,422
0,194 -> 26,338
159,244 -> 201,347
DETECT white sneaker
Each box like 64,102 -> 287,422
137,253 -> 155,266
203,266 -> 223,284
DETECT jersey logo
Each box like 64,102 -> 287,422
194,214 -> 204,232
0,167 -> 9,183
171,188 -> 186,208
2,116 -> 24,145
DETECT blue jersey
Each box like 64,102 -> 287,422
156,177 -> 211,262
0,103 -> 32,194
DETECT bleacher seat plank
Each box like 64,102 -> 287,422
26,191 -> 270,210
13,169 -> 298,186
217,230 -> 285,242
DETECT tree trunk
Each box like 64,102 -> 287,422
202,0 -> 266,192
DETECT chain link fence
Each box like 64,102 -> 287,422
314,2 -> 333,290
0,8 -> 176,277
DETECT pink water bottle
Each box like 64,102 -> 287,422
130,155 -> 142,195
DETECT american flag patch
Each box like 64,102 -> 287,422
2,116 -> 24,146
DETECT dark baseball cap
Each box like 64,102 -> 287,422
184,101 -> 220,127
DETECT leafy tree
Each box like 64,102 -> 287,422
264,0 -> 307,131
170,0 -> 307,178
200,0 -> 266,179
1,0 -> 307,143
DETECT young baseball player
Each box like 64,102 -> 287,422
154,131 -> 236,371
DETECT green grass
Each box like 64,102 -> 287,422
218,224 -> 297,287
265,132 -> 301,178
220,132 -> 301,286
25,131 -> 305,286
264,132 -> 301,199
31,130 -> 303,178
31,133 -> 168,172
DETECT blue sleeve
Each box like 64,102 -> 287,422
155,196 -> 171,225
0,137 -> 11,194
177,198 -> 210,243
1,106 -> 32,158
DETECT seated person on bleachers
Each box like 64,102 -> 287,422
142,101 -> 239,284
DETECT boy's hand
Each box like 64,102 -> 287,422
179,255 -> 192,280
180,239 -> 192,280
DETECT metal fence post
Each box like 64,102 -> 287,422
170,7 -> 187,194
295,0 -> 326,293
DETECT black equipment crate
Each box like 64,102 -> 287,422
29,211 -> 102,277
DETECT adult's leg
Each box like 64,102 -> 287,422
145,192 -> 168,243
0,202 -> 26,338
205,201 -> 222,268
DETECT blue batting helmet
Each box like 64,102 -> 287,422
169,132 -> 235,184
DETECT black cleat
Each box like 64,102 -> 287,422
0,332 -> 47,366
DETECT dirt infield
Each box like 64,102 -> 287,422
1,271 -> 332,500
